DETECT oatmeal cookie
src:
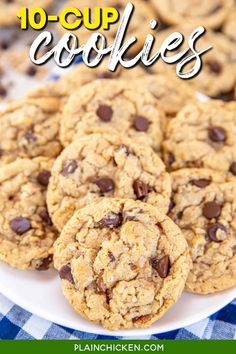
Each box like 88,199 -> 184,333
58,0 -> 156,55
0,157 -> 58,270
163,101 -> 236,175
169,168 -> 236,294
0,96 -> 63,165
0,0 -> 54,27
53,198 -> 191,330
47,133 -> 171,231
61,79 -> 164,150
150,27 -> 236,99
150,0 -> 234,29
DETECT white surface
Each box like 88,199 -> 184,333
0,262 -> 235,336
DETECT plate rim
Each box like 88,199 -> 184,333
0,270 -> 235,337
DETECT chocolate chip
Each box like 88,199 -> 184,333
39,209 -> 53,226
192,179 -> 211,188
94,177 -> 115,193
152,255 -> 170,278
97,71 -> 113,79
97,213 -> 123,228
0,40 -> 9,50
167,152 -> 175,166
24,132 -> 37,143
229,162 -> 236,175
168,198 -> 175,214
61,160 -> 78,176
207,223 -> 227,242
108,251 -> 115,262
96,272 -> 106,293
208,127 -> 227,142
133,179 -> 148,200
59,264 -> 75,284
37,170 -> 51,187
10,217 -> 31,235
202,201 -> 222,219
176,211 -> 183,220
36,254 -> 53,271
133,116 -> 149,132
96,104 -> 113,122
0,84 -> 7,97
206,60 -> 222,74
26,66 -> 37,77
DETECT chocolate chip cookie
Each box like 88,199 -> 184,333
53,198 -> 191,330
169,168 -> 236,294
0,157 -> 58,270
61,79 -> 164,150
150,0 -> 233,29
47,133 -> 171,231
58,0 -> 156,55
163,101 -> 236,174
151,26 -> 236,99
0,0 -> 54,26
28,60 -> 146,102
0,96 -> 63,166
134,73 -> 197,122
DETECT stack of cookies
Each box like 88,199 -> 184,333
0,0 -> 236,331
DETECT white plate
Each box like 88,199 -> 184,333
0,262 -> 235,337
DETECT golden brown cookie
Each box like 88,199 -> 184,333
47,133 -> 171,231
54,198 -> 191,330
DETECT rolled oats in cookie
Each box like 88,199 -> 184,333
169,168 -> 236,294
150,0 -> 233,29
0,96 -> 63,166
61,79 -> 164,150
53,198 -> 191,330
0,0 -> 54,26
163,101 -> 236,173
47,133 -> 171,231
58,0 -> 156,55
0,157 -> 58,270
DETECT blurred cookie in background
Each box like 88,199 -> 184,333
150,0 -> 234,29
58,0 -> 158,55
150,25 -> 236,99
0,0 -> 54,27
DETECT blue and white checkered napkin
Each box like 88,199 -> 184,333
0,293 -> 235,340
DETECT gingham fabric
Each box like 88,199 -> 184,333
0,293 -> 235,340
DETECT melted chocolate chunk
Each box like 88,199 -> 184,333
37,170 -> 51,187
36,254 -> 53,271
207,223 -> 227,242
10,217 -> 31,235
152,255 -> 170,278
133,116 -> 149,132
208,127 -> 227,142
59,264 -> 75,284
61,160 -> 78,176
97,212 -> 123,228
96,104 -> 113,122
192,179 -> 211,188
202,201 -> 222,219
94,177 -> 115,193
